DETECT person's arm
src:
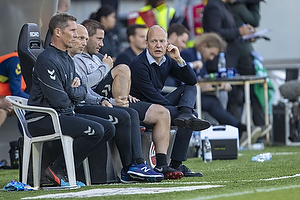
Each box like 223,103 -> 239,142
65,74 -> 87,104
230,3 -> 260,27
7,57 -> 29,98
74,55 -> 110,88
166,44 -> 197,85
203,4 -> 240,41
34,57 -> 82,110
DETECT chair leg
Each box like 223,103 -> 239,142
83,158 -> 91,186
22,140 -> 31,185
61,136 -> 77,187
32,142 -> 43,189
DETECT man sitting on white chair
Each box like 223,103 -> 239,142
25,13 -> 115,186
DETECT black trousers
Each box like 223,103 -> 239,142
27,113 -> 115,168
75,104 -> 143,168
164,84 -> 197,162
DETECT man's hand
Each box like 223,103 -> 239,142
219,83 -> 232,92
128,95 -> 140,103
166,44 -> 185,65
239,23 -> 255,36
114,96 -> 129,107
102,54 -> 114,69
101,99 -> 113,107
71,77 -> 81,88
191,60 -> 203,70
200,83 -> 216,92
0,98 -> 13,113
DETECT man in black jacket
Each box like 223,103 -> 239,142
202,0 -> 255,119
26,13 -> 115,186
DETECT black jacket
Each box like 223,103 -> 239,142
27,45 -> 86,118
203,0 -> 241,72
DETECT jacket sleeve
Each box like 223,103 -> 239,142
74,56 -> 110,88
230,3 -> 260,27
130,62 -> 172,106
169,59 -> 197,85
65,73 -> 87,104
203,4 -> 240,41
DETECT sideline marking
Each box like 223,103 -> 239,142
22,185 -> 222,199
189,185 -> 300,200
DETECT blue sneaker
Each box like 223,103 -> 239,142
120,169 -> 139,184
127,162 -> 164,182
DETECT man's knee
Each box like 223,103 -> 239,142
145,104 -> 170,123
111,64 -> 131,79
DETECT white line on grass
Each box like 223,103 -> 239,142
22,185 -> 223,199
189,185 -> 300,200
146,173 -> 300,185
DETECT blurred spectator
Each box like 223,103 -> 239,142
135,0 -> 183,31
57,0 -> 71,13
90,5 -> 122,60
202,0 -> 254,120
0,98 -> 13,127
229,0 -> 267,127
114,24 -> 147,66
0,52 -> 29,99
181,33 -> 263,146
100,0 -> 119,11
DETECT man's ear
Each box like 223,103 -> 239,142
53,28 -> 61,38
128,35 -> 134,43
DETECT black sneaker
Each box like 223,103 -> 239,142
174,113 -> 211,131
172,164 -> 203,177
153,165 -> 184,179
44,166 -> 68,186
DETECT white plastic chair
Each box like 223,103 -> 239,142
5,96 -> 91,189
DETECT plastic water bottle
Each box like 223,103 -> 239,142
203,136 -> 212,163
217,52 -> 227,78
251,152 -> 272,162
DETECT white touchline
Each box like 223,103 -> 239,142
22,185 -> 223,199
189,185 -> 300,200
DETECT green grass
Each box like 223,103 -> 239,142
0,146 -> 299,200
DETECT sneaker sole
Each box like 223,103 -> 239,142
44,167 -> 61,186
129,173 -> 164,182
164,171 -> 184,180
174,118 -> 211,131
183,172 -> 204,177
120,178 -> 139,184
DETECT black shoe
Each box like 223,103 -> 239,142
153,165 -> 184,180
172,164 -> 203,177
174,113 -> 211,131
44,166 -> 68,186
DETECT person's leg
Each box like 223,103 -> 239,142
165,85 -> 211,131
110,64 -> 131,97
75,104 -> 133,171
76,104 -> 164,182
114,106 -> 143,162
166,105 -> 204,177
130,101 -> 184,179
0,109 -> 7,127
27,113 -> 114,185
